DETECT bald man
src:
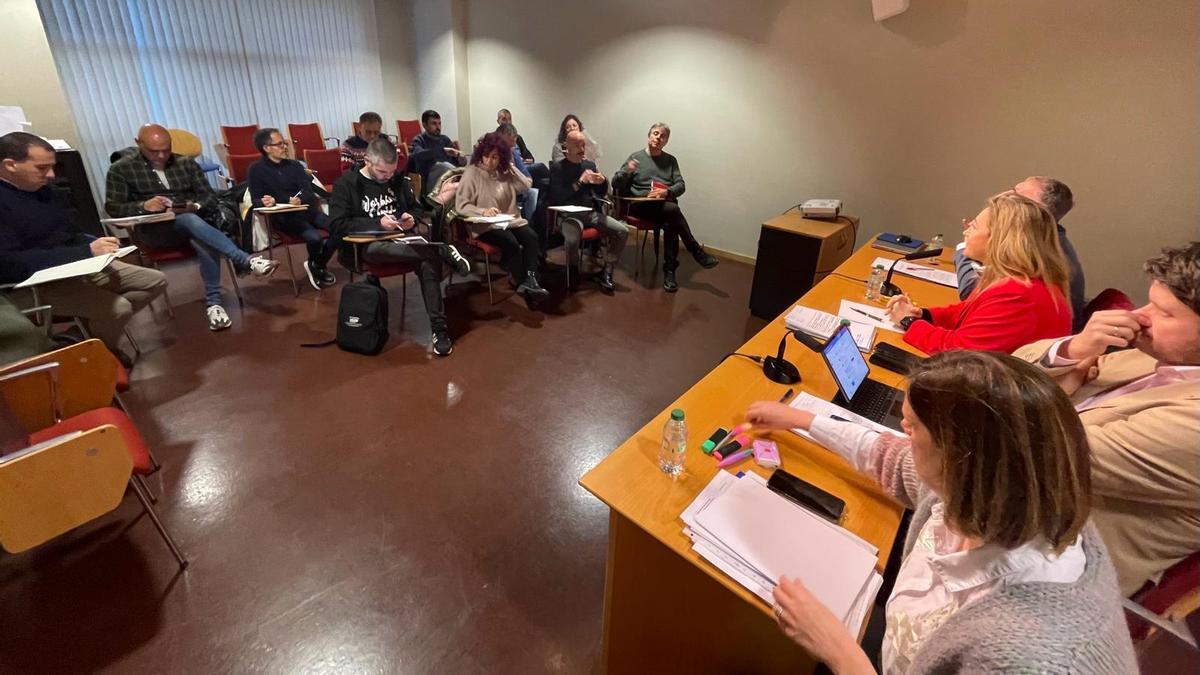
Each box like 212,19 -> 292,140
105,124 -> 278,331
548,130 -> 629,292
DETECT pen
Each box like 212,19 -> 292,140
830,415 -> 851,423
850,307 -> 886,322
292,190 -> 302,199
778,388 -> 795,403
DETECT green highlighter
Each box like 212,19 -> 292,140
701,427 -> 729,455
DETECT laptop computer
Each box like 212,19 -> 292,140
820,324 -> 905,431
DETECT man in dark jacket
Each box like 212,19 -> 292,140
0,132 -> 165,363
328,138 -> 470,357
548,131 -> 629,293
405,110 -> 465,191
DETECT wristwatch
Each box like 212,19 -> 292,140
899,316 -> 917,331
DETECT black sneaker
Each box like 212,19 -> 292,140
442,244 -> 472,277
692,248 -> 719,269
516,271 -> 550,299
432,330 -> 453,356
317,267 -> 336,288
597,264 -> 615,294
304,260 -> 322,290
663,268 -> 679,293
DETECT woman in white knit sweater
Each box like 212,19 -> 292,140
745,349 -> 1135,673
456,132 -> 548,304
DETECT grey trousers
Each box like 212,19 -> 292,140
560,212 -> 630,266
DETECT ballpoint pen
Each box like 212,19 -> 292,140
850,307 -> 886,322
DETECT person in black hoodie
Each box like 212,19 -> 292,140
248,128 -> 338,289
328,138 -> 471,357
0,132 -> 165,364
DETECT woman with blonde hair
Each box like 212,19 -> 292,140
745,351 -> 1136,673
887,192 -> 1072,354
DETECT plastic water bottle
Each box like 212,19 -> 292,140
927,234 -> 945,265
866,265 -> 886,301
658,409 -> 688,475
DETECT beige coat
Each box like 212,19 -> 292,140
1015,339 -> 1200,595
455,164 -> 532,236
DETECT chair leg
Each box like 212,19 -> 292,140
485,251 -> 495,305
124,329 -> 141,357
401,273 -> 407,327
129,477 -> 189,569
227,260 -> 245,308
135,473 -> 157,503
283,240 -> 299,296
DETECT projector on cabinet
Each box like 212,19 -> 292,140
800,199 -> 841,219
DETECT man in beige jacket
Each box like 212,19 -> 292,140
1014,242 -> 1200,595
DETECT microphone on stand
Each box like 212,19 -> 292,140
881,248 -> 944,298
761,330 -> 834,384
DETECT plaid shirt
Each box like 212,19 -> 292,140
104,153 -> 218,217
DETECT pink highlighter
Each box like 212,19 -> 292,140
714,434 -> 752,467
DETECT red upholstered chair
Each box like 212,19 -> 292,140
261,211 -> 330,296
0,361 -> 187,568
449,218 -> 508,305
1081,288 -> 1137,325
546,207 -> 605,290
287,122 -> 337,159
613,194 -> 665,280
220,124 -> 258,155
341,235 -> 419,325
227,152 -> 259,185
396,119 -> 422,149
303,147 -> 345,191
1126,551 -> 1200,651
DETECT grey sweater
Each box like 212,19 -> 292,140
899,494 -> 1137,672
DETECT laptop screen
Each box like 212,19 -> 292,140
822,324 -> 870,401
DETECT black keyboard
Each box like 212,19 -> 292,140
849,379 -> 898,424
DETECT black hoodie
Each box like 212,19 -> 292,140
328,166 -> 425,236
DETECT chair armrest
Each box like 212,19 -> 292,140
323,136 -> 340,148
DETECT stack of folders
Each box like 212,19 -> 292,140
681,471 -> 883,634
784,305 -> 875,351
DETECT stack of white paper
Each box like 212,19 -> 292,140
14,246 -> 138,288
466,214 -> 514,229
871,256 -> 958,288
786,391 -> 898,445
785,305 -> 876,351
681,471 -> 883,633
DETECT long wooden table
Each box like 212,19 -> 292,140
579,239 -> 959,673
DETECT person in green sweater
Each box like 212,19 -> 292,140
612,122 -> 717,292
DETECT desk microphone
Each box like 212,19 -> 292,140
881,248 -> 944,298
762,330 -> 830,384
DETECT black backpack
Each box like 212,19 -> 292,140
334,276 -> 389,354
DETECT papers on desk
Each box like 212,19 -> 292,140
100,212 -> 176,228
682,471 -> 883,634
785,305 -> 875,351
547,205 -> 592,213
15,246 -> 138,288
786,391 -> 898,445
254,204 -> 308,213
838,299 -> 901,334
871,256 -> 957,288
466,215 -> 514,229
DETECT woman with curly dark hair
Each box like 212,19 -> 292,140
456,132 -> 548,304
550,114 -> 600,164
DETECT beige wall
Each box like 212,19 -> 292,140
0,0 -> 80,145
464,0 -> 1200,298
374,0 -> 420,127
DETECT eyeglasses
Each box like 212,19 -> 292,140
265,141 -> 289,148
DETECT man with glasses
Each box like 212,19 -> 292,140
248,128 -> 338,289
105,124 -> 278,331
955,176 -> 1087,328
328,138 -> 471,357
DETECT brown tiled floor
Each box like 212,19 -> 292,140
0,246 -> 767,674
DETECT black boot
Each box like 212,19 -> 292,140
663,268 -> 679,293
597,263 -> 615,294
692,246 -> 719,269
516,269 -> 550,299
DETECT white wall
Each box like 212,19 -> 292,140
411,0 -> 470,140
462,0 -> 1200,297
374,0 -> 420,126
0,0 -> 80,145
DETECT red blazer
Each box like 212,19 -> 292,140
904,277 -> 1072,355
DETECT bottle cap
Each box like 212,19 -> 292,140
873,264 -> 885,270
701,440 -> 716,454
839,319 -> 851,327
670,409 -> 684,421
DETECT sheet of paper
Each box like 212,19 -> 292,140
785,305 -> 876,351
547,205 -> 592,213
467,215 -> 514,224
838,299 -> 901,334
787,391 -> 897,444
45,139 -> 72,151
694,477 -> 880,621
100,212 -> 176,227
254,204 -> 308,213
871,256 -> 957,288
115,245 -> 138,258
15,255 -> 112,288
0,106 -> 30,135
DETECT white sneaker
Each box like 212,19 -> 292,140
247,256 -> 280,278
207,304 -> 232,331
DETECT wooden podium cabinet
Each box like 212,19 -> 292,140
749,212 -> 857,319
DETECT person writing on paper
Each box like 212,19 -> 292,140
340,111 -> 383,170
0,132 -> 165,366
884,192 -> 1071,354
955,176 -> 1087,329
105,124 -> 278,331
406,110 -> 465,191
1013,242 -> 1200,596
328,138 -> 471,357
248,128 -> 339,289
455,132 -> 548,305
612,122 -> 718,293
548,130 -> 629,293
745,351 -> 1136,673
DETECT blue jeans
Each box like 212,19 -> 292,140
519,187 -> 539,223
174,213 -> 250,306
